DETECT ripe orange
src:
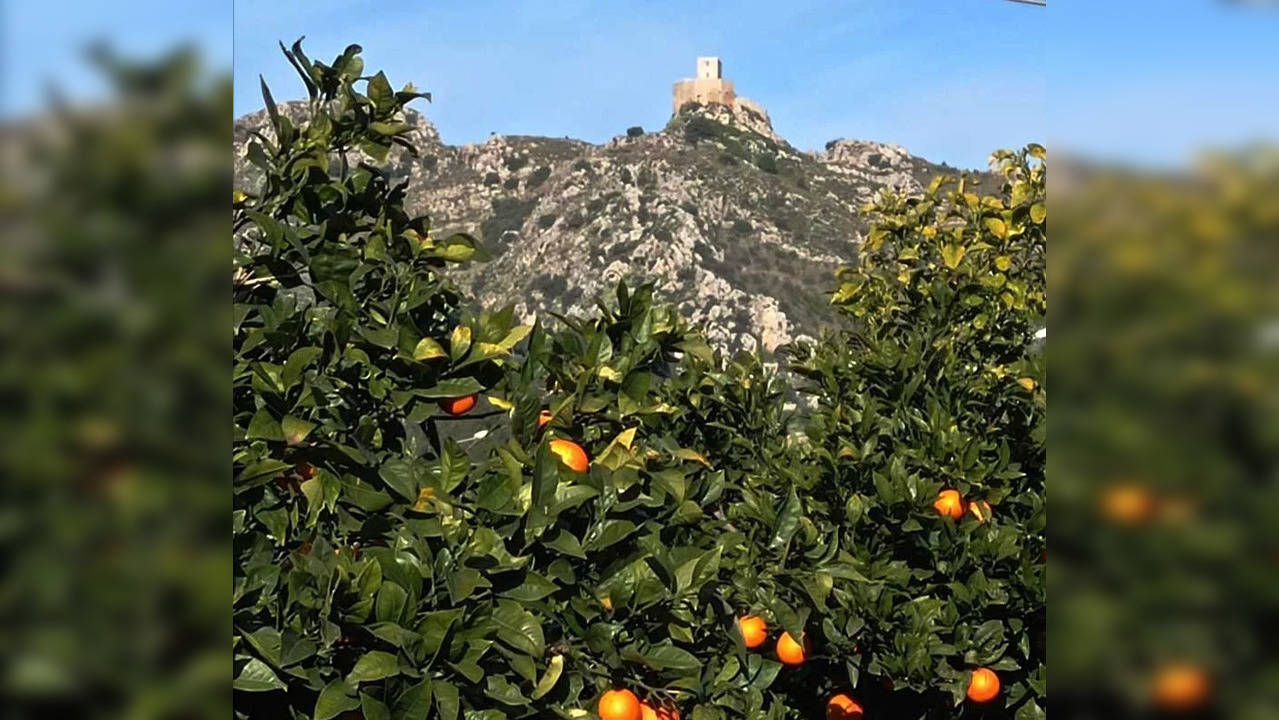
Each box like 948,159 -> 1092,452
968,499 -> 993,523
549,438 -> 590,473
826,693 -> 864,720
537,410 -> 553,428
640,702 -> 679,720
438,394 -> 477,416
776,631 -> 808,665
1100,482 -> 1156,525
934,489 -> 965,519
598,689 -> 642,720
966,668 -> 1000,703
1151,662 -> 1211,712
738,615 -> 768,649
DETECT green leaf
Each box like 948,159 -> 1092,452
545,529 -> 585,559
242,627 -> 281,667
367,71 -> 394,110
631,642 -> 700,671
245,408 -> 283,441
498,571 -> 558,602
416,377 -> 484,399
346,650 -> 400,684
360,693 -> 391,720
1016,698 -> 1046,720
434,680 -> 460,720
233,658 -> 286,692
1030,203 -> 1046,224
281,415 -> 315,446
375,582 -> 408,624
769,486 -> 802,551
314,680 -> 359,720
484,675 -> 528,706
490,601 -> 545,657
379,457 -> 419,500
235,459 -> 292,486
392,679 -> 433,720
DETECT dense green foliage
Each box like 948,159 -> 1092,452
234,43 -> 1045,720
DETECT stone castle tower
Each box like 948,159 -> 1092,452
671,57 -> 773,139
672,56 -> 737,113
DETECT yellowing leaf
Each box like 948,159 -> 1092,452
450,325 -> 472,360
597,366 -> 623,384
921,226 -> 937,238
984,217 -> 1008,239
413,337 -> 447,361
673,448 -> 711,468
995,256 -> 1012,271
1028,143 -> 1046,159
941,244 -> 967,269
1030,203 -> 1046,224
475,342 -> 510,358
413,486 -> 435,512
531,654 -> 564,700
1017,377 -> 1037,391
487,396 -> 514,411
614,427 -> 638,450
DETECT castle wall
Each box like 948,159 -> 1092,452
673,78 -> 737,114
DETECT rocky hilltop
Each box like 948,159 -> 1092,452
234,100 -> 990,353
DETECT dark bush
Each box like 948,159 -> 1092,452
527,166 -> 552,190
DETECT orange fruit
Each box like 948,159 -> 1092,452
1100,483 -> 1156,525
934,489 -> 965,519
738,615 -> 768,649
549,438 -> 590,473
776,631 -> 808,665
438,394 -> 477,416
639,703 -> 679,720
827,693 -> 864,720
1151,662 -> 1211,712
968,499 -> 992,523
537,410 -> 553,428
966,668 -> 1000,703
598,689 -> 642,720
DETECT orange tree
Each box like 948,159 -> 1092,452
782,147 -> 1046,719
233,42 -> 1047,720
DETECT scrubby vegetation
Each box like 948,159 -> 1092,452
234,43 -> 1044,720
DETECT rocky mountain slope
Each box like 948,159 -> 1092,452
234,101 -> 991,353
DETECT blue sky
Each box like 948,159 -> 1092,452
229,0 -> 1045,169
4,2 -> 1276,168
1,1 -> 232,114
1050,1 -> 1279,167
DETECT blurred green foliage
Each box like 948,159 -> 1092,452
0,47 -> 230,718
1052,153 -> 1279,719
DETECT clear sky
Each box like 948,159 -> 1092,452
1050,0 -> 1279,167
229,0 -> 1045,169
5,2 -> 1276,169
1,1 -> 233,114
